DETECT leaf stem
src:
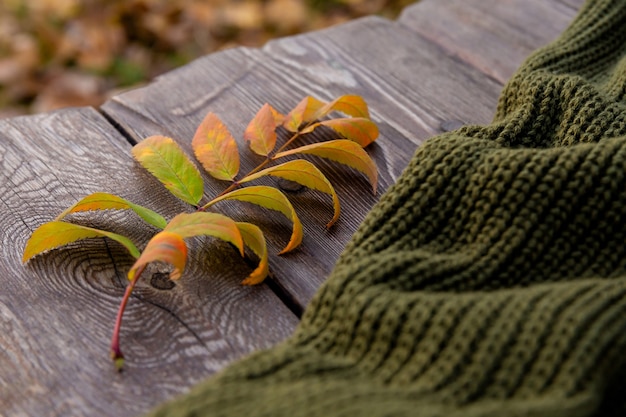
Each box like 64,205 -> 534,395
110,264 -> 146,372
274,131 -> 300,155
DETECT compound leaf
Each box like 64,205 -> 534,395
55,192 -> 167,229
275,140 -> 378,194
236,222 -> 268,285
240,160 -> 340,228
283,96 -> 325,132
244,104 -> 277,156
164,212 -> 244,256
132,136 -> 204,206
23,221 -> 140,263
128,231 -> 187,281
192,112 -> 240,181
205,185 -> 303,254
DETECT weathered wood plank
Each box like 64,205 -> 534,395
399,0 -> 582,85
102,15 -> 502,309
0,108 -> 298,417
557,0 -> 585,10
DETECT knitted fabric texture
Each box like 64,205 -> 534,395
147,1 -> 626,416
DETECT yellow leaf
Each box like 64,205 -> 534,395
240,160 -> 340,228
205,185 -> 303,254
132,136 -> 204,205
319,117 -> 379,147
55,192 -> 167,229
268,104 -> 285,126
314,95 -> 370,120
275,140 -> 378,194
192,112 -> 240,181
283,96 -> 325,132
23,221 -> 140,263
164,212 -> 244,256
236,222 -> 269,285
128,231 -> 187,281
244,104 -> 277,156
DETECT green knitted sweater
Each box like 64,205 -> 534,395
147,1 -> 626,415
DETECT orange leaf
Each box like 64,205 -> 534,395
314,95 -> 370,120
55,192 -> 167,229
128,231 -> 187,281
319,118 -> 379,147
275,140 -> 378,194
192,112 -> 240,181
204,185 -> 303,254
132,136 -> 204,205
283,96 -> 325,132
23,221 -> 140,263
244,104 -> 277,156
240,160 -> 340,228
164,212 -> 244,256
236,222 -> 269,285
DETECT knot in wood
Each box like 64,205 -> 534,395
150,272 -> 176,290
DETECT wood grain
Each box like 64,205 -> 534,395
399,0 -> 583,85
557,0 -> 585,10
0,108 -> 297,417
102,15 -> 502,309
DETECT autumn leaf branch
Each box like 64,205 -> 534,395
22,94 -> 379,371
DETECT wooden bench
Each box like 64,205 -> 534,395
0,0 -> 583,415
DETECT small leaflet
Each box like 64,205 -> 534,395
275,139 -> 378,194
23,221 -> 140,263
192,112 -> 240,181
127,231 -> 187,281
244,104 -> 277,156
205,185 -> 303,254
240,160 -> 341,228
132,136 -> 204,206
236,222 -> 269,285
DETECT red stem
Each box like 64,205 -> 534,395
110,264 -> 146,371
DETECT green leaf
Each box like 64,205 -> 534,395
275,139 -> 378,193
164,212 -> 244,256
55,192 -> 167,229
236,222 -> 269,285
240,160 -> 340,228
205,185 -> 303,254
23,221 -> 140,263
128,231 -> 187,280
132,135 -> 204,205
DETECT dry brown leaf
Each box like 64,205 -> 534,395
0,0 -> 409,117
265,0 -> 307,32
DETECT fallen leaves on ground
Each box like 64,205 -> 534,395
0,0 -> 415,117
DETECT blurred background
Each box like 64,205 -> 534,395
0,0 -> 415,118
